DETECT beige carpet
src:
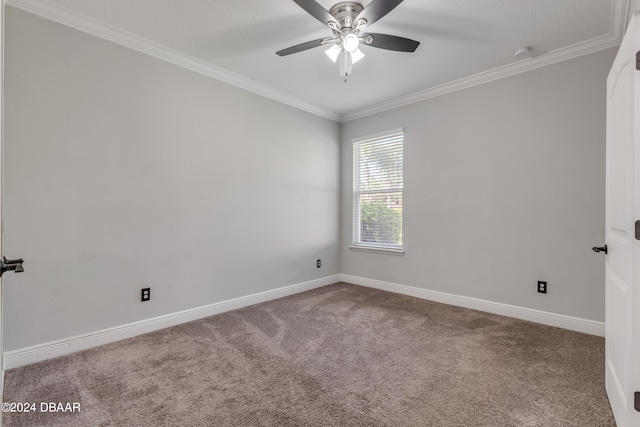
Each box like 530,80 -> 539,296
3,283 -> 615,426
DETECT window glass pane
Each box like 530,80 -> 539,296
357,140 -> 403,192
359,192 -> 402,246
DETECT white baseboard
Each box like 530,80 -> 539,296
4,273 -> 604,370
340,274 -> 605,337
4,275 -> 340,370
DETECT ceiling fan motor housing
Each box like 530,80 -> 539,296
329,2 -> 364,28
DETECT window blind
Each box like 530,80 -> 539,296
352,129 -> 403,250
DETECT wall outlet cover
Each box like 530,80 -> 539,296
537,281 -> 547,294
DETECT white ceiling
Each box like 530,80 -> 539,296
8,0 -> 629,121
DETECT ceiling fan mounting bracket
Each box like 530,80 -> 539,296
329,2 -> 364,29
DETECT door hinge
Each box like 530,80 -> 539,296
636,391 -> 640,412
636,220 -> 640,240
637,51 -> 640,70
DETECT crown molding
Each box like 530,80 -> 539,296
5,0 -> 341,122
341,0 -> 629,122
340,37 -> 622,123
6,0 -> 628,124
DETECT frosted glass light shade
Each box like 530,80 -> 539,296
351,48 -> 365,64
325,44 -> 341,63
338,50 -> 353,79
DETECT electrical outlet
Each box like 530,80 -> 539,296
141,288 -> 150,302
537,281 -> 547,294
317,259 -> 321,268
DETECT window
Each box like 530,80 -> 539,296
352,129 -> 404,255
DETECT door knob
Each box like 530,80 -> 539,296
592,245 -> 608,254
0,256 -> 24,277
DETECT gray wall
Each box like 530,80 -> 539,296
3,5 -> 617,352
4,7 -> 340,351
341,48 -> 616,322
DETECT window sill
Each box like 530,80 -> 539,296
349,245 -> 405,256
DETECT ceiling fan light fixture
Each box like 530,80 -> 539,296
342,33 -> 360,53
325,44 -> 341,62
276,0 -> 421,81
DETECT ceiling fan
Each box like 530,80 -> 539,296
277,0 -> 420,81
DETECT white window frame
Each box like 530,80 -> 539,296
351,128 -> 405,256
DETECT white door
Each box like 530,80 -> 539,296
0,0 -> 5,413
604,11 -> 640,427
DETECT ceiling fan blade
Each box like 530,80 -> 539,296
363,33 -> 419,52
355,0 -> 404,27
276,38 -> 326,56
293,0 -> 339,27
